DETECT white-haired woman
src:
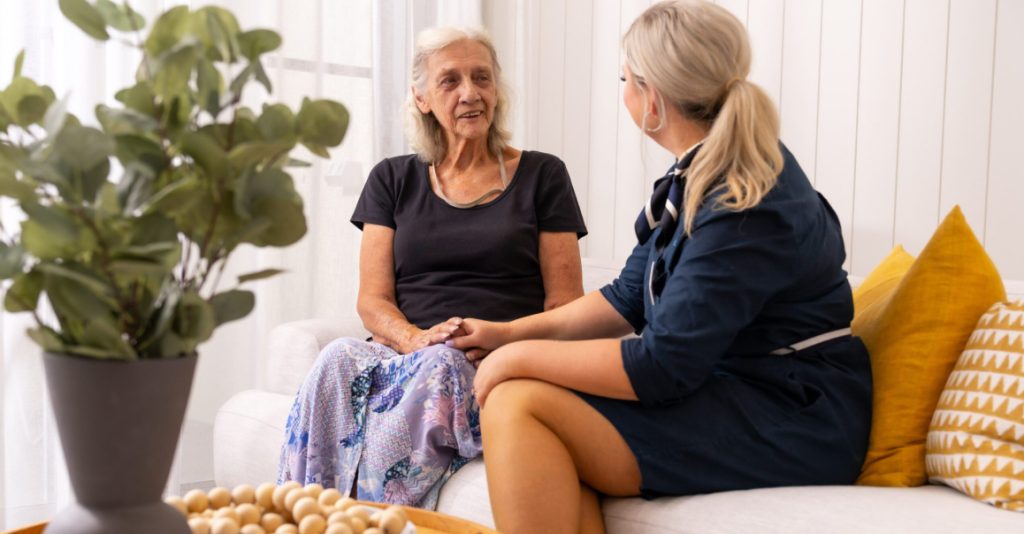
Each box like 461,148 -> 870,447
278,27 -> 587,508
448,1 -> 872,531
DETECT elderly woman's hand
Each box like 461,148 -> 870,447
394,317 -> 465,354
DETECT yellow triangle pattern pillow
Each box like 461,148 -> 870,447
926,300 -> 1024,511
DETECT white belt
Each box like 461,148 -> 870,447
769,328 -> 852,356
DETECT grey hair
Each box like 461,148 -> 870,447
405,26 -> 512,163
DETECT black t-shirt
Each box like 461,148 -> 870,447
351,151 -> 588,328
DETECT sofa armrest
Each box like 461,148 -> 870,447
265,317 -> 369,395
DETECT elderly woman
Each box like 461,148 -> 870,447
449,1 -> 872,532
277,26 -> 587,508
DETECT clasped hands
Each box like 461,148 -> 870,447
402,317 -> 519,406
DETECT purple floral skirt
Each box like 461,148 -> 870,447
278,338 -> 481,508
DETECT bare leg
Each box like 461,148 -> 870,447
579,483 -> 604,534
481,379 -> 641,534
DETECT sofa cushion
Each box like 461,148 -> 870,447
852,245 -> 915,319
856,206 -> 1006,487
213,389 -> 294,488
266,317 -> 369,395
436,458 -> 1024,533
927,299 -> 1024,510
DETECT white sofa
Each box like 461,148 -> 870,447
213,264 -> 1024,533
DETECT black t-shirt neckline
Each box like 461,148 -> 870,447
425,150 -> 531,211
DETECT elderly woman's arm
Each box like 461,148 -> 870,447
539,231 -> 584,310
357,224 -> 460,353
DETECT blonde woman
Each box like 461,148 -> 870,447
448,1 -> 872,532
278,27 -> 587,508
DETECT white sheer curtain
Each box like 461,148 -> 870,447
0,0 -> 480,528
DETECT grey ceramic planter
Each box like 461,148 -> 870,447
42,351 -> 197,534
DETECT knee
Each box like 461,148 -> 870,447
418,344 -> 472,372
481,379 -> 547,429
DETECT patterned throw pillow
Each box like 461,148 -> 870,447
926,300 -> 1024,511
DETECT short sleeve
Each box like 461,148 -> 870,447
351,159 -> 398,230
620,207 -> 800,407
534,156 -> 588,238
599,239 -> 651,333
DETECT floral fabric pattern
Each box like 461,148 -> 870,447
278,338 -> 481,509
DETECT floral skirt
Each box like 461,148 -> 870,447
278,338 -> 481,509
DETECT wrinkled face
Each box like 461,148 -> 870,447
415,40 -> 498,144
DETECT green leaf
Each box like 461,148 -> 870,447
227,141 -> 291,170
252,59 -> 272,93
0,174 -> 36,202
143,6 -> 190,57
257,103 -> 295,141
173,290 -> 215,343
1,77 -> 48,126
114,134 -> 165,172
4,270 -> 43,312
193,7 -> 241,62
237,268 -> 284,284
0,242 -> 25,279
179,131 -> 228,179
228,63 -> 254,97
152,42 -> 201,101
237,167 -> 307,247
210,289 -> 254,326
53,124 -> 115,171
27,326 -> 65,352
43,92 -> 70,134
196,58 -> 222,117
95,181 -> 120,214
36,263 -> 117,307
96,104 -> 159,135
19,204 -> 94,260
114,82 -> 157,117
95,0 -> 145,32
296,98 -> 349,150
13,49 -> 25,79
237,29 -> 281,60
285,157 -> 312,168
58,0 -> 111,41
138,282 -> 180,353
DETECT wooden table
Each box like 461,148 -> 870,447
2,503 -> 497,534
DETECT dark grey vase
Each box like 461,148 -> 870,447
42,351 -> 197,534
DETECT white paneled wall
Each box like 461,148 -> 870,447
483,0 -> 1024,292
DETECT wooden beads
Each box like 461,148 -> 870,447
168,483 -> 411,534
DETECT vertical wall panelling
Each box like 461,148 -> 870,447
850,0 -> 904,276
939,0 -> 998,240
613,0 -> 653,260
536,0 -> 567,157
779,0 -> 823,181
986,0 -> 1024,281
746,0 -> 785,109
815,0 -> 862,270
562,0 -> 595,248
893,0 -> 948,254
585,0 -> 624,261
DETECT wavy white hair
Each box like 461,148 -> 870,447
405,26 -> 512,163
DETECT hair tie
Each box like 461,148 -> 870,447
724,77 -> 743,93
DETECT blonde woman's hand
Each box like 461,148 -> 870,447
446,318 -> 512,363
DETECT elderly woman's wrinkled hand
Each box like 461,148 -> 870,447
401,317 -> 465,354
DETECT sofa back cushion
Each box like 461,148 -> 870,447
855,206 -> 1007,487
926,299 -> 1024,511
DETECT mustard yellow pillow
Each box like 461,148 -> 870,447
926,300 -> 1024,511
856,206 -> 1006,487
853,245 -> 915,315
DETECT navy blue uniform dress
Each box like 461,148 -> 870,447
585,143 -> 872,497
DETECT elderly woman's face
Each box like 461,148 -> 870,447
415,40 -> 498,145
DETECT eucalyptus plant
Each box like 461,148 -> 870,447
0,0 -> 348,359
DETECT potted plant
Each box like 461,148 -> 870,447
0,1 -> 348,532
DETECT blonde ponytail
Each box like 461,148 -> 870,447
623,0 -> 784,235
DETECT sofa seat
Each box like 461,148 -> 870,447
437,459 -> 1024,533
